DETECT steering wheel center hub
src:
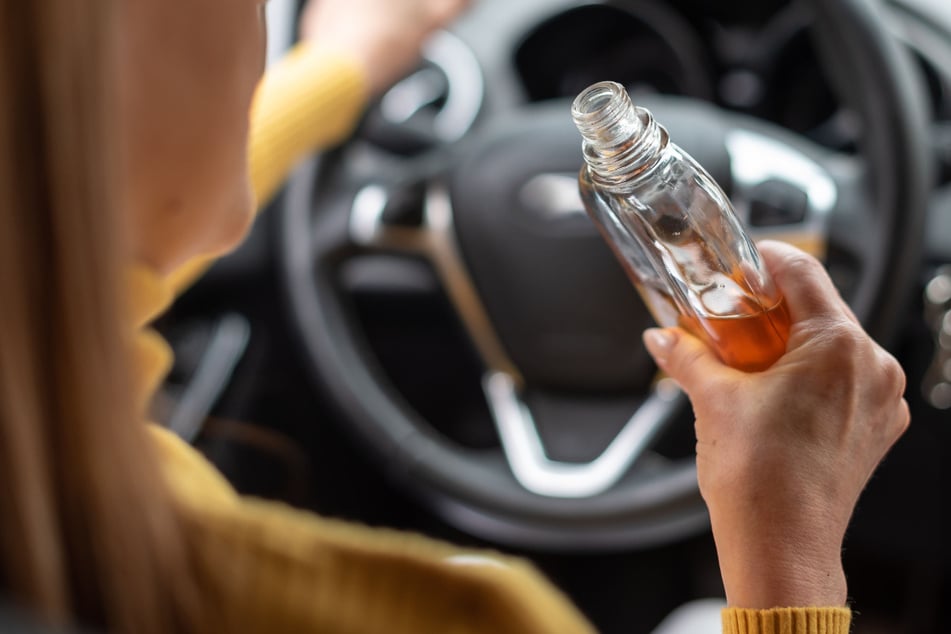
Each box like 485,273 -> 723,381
450,101 -> 657,391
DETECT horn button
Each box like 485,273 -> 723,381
450,102 -> 657,392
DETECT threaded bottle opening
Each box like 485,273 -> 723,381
571,81 -> 642,146
572,81 -> 667,189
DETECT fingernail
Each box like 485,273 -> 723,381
643,328 -> 676,364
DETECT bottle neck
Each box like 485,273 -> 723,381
571,81 -> 669,190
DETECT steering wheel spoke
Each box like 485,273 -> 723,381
349,183 -> 431,254
483,372 -> 684,498
724,124 -> 839,260
349,179 -> 525,382
717,116 -> 890,306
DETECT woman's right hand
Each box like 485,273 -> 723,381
642,240 -> 910,609
299,0 -> 470,95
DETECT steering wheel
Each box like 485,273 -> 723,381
279,0 -> 930,550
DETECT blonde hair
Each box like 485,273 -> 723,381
0,1 -> 205,631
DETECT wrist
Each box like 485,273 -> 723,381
722,559 -> 847,609
714,529 -> 848,608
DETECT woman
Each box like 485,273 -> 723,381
0,0 -> 908,632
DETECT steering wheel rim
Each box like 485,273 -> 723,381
278,0 -> 931,551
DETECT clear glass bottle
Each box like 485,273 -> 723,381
572,81 -> 789,372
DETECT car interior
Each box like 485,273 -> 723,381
155,0 -> 951,631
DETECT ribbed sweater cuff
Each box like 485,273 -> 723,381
722,607 -> 851,634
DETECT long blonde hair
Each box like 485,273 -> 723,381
0,1 -> 204,631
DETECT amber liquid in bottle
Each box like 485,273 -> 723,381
685,300 -> 790,372
620,254 -> 790,373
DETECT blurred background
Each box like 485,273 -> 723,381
157,1 -> 951,631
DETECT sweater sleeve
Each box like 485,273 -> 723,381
722,606 -> 851,633
167,43 -> 368,296
247,43 -> 368,208
151,424 -> 594,633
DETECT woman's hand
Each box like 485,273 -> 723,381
643,240 -> 910,609
300,0 -> 470,95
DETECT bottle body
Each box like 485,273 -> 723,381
573,82 -> 788,371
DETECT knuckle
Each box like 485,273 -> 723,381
823,323 -> 866,359
890,399 -> 911,444
881,353 -> 907,396
899,399 -> 911,433
779,251 -> 828,291
860,345 -> 907,405
784,250 -> 824,276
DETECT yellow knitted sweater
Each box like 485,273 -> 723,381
135,42 -> 852,634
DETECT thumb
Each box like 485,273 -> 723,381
643,327 -> 733,394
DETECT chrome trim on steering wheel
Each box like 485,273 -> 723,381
483,372 -> 683,498
380,30 -> 484,142
726,129 -> 837,256
350,183 -> 524,384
